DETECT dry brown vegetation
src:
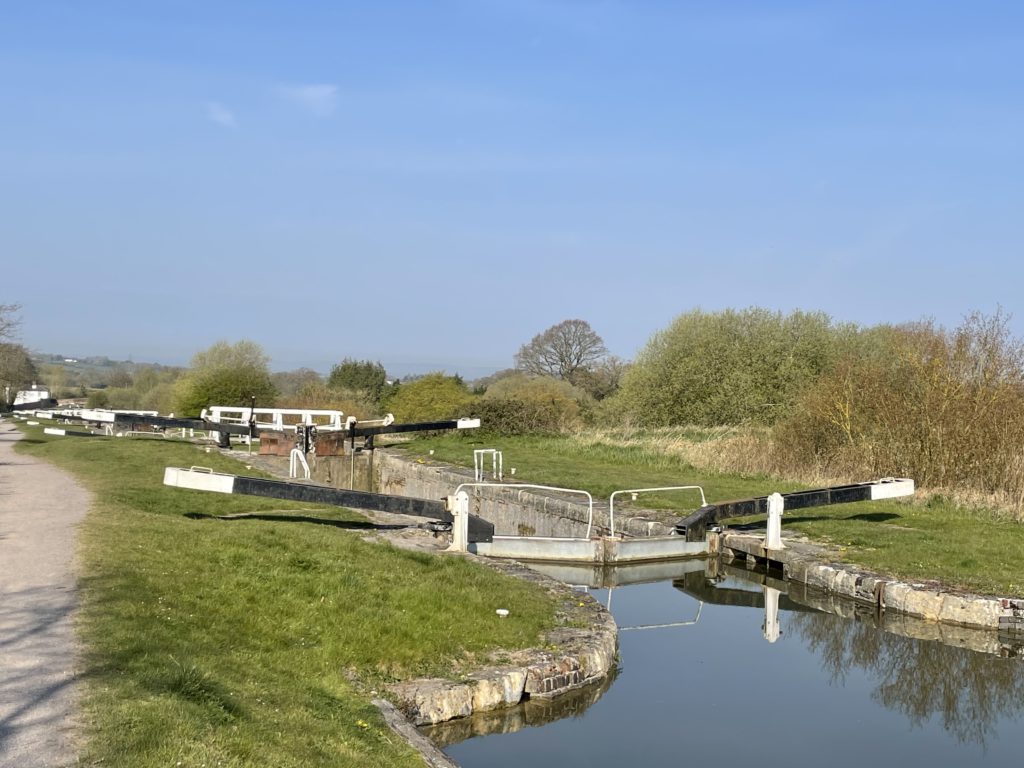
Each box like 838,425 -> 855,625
574,311 -> 1024,520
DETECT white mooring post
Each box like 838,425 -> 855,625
763,585 -> 782,643
447,490 -> 470,552
766,492 -> 785,550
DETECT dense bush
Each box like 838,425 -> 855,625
173,341 -> 277,416
773,311 -> 1024,500
277,382 -> 378,420
477,374 -> 588,434
616,307 -> 848,426
383,373 -> 476,423
327,359 -> 388,406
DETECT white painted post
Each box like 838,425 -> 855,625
763,585 -> 781,643
766,492 -> 785,550
447,491 -> 470,552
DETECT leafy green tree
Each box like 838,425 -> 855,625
173,340 -> 277,416
327,359 -> 387,404
618,307 -> 845,426
478,374 -> 588,434
383,373 -> 475,422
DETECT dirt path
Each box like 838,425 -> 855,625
0,420 -> 89,768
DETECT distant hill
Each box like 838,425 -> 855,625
29,352 -> 182,394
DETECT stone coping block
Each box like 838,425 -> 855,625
721,531 -> 1024,632
388,559 -> 618,726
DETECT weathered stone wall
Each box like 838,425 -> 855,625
720,531 -> 1024,633
246,447 -> 677,538
374,450 -> 676,539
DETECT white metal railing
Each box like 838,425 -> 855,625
608,485 -> 707,538
451,482 -> 597,542
289,448 -> 311,479
473,449 -> 503,482
202,406 -> 347,433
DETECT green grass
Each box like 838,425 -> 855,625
395,433 -> 1024,597
14,426 -> 561,767
391,433 -> 804,514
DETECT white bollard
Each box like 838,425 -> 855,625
763,585 -> 782,643
447,490 -> 470,552
766,492 -> 785,550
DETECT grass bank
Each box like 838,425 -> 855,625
394,433 -> 1024,597
14,427 -> 561,767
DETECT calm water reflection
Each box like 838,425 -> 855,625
429,562 -> 1024,767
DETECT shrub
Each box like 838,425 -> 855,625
383,373 -> 476,423
278,382 -> 378,420
617,307 -> 847,426
327,359 -> 387,406
772,310 -> 1024,501
86,389 -> 109,408
173,341 -> 277,416
478,374 -> 588,434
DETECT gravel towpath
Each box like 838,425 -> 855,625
0,421 -> 88,767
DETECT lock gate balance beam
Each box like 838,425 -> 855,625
163,467 -> 495,543
674,478 -> 915,542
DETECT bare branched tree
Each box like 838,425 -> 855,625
515,319 -> 608,384
0,303 -> 22,343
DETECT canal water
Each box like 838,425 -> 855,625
425,560 -> 1024,767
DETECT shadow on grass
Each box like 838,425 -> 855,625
183,512 -> 410,531
731,511 -> 901,530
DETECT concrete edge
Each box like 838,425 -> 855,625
721,532 -> 1024,632
374,699 -> 461,768
386,557 -> 618,727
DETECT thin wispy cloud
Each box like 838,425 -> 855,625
277,83 -> 339,117
205,101 -> 237,128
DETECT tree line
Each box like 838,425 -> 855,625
8,300 -> 1024,512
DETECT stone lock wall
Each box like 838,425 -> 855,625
373,450 -> 676,539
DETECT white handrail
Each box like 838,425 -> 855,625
289,448 -> 311,479
473,449 -> 503,482
608,485 -> 707,538
203,406 -> 347,432
453,482 -> 597,538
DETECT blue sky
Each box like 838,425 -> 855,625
3,1 -> 1023,377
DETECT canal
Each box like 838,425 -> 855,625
425,560 -> 1024,767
